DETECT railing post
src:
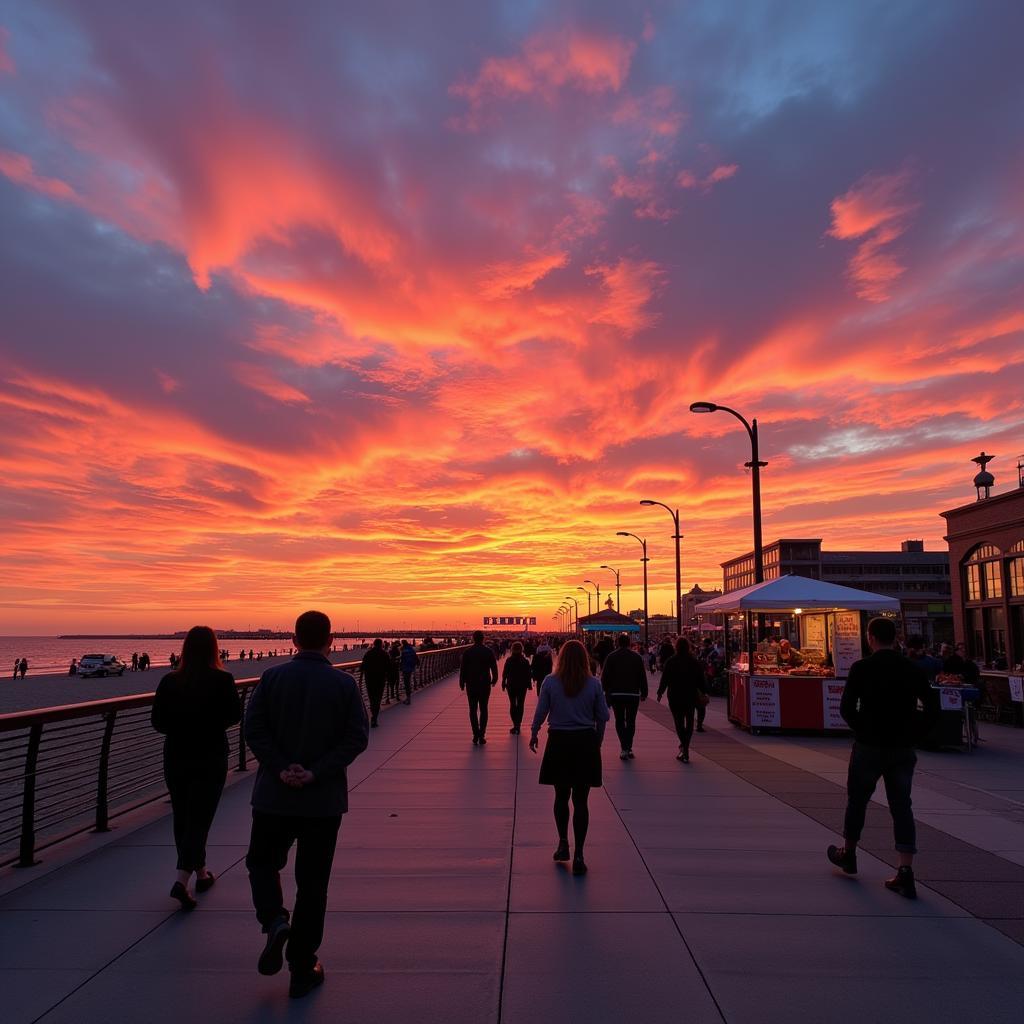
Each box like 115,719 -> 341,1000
236,688 -> 249,772
93,710 -> 117,833
18,723 -> 43,867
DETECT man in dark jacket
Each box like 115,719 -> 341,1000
460,630 -> 498,745
827,617 -> 938,899
360,638 -> 391,727
601,633 -> 648,759
245,610 -> 369,998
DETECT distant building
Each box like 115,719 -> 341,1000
940,453 -> 1024,670
722,538 -> 952,646
681,583 -> 723,626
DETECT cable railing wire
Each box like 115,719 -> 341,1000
0,644 -> 469,867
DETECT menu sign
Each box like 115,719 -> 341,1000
833,612 -> 861,677
939,687 -> 963,711
803,615 -> 826,653
749,675 -> 780,728
1008,676 -> 1023,703
821,679 -> 846,729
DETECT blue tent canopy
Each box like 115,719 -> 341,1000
580,623 -> 640,632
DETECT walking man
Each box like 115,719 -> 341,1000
600,633 -> 647,759
399,640 -> 418,705
244,610 -> 369,998
460,630 -> 498,745
360,638 -> 390,727
827,617 -> 938,899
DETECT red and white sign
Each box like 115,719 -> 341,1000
939,687 -> 963,711
749,675 -> 781,728
821,679 -> 846,730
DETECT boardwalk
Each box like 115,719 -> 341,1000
2,668 -> 1023,1023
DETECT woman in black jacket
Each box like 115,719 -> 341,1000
152,626 -> 242,909
502,641 -> 533,734
656,637 -> 706,763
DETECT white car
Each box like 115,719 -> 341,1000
78,654 -> 127,678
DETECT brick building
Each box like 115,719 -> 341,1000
940,454 -> 1024,670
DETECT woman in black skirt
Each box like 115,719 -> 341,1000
657,636 -> 706,763
152,626 -> 242,909
529,639 -> 610,876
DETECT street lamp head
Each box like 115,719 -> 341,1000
615,531 -> 630,537
689,401 -> 718,414
600,564 -> 611,570
639,499 -> 655,506
576,586 -> 586,592
584,578 -> 596,585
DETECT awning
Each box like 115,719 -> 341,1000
580,623 -> 640,632
695,575 -> 900,614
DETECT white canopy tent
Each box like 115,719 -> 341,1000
696,575 -> 900,615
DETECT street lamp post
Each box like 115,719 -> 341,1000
583,578 -> 601,613
576,585 -> 592,618
616,532 -> 649,647
640,500 -> 682,632
599,565 -> 621,611
690,401 -> 766,583
564,596 -> 580,635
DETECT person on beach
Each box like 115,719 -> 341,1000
360,638 -> 390,727
501,641 -> 533,734
152,626 -> 242,911
601,633 -> 648,760
827,617 -> 938,899
13,659 -> 19,679
245,610 -> 369,999
18,658 -> 27,679
132,652 -> 139,672
400,639 -> 418,705
657,637 -> 705,763
69,659 -> 78,676
530,639 -> 609,876
459,630 -> 498,745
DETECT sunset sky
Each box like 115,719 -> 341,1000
1,1 -> 1022,634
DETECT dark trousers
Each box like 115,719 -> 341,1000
365,679 -> 385,723
612,699 -> 639,751
843,742 -> 917,853
246,811 -> 342,973
670,703 -> 695,752
507,687 -> 527,728
402,670 -> 413,700
468,688 -> 490,738
164,754 -> 227,873
386,672 -> 399,702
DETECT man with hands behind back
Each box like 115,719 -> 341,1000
245,610 -> 369,998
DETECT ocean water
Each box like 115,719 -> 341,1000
0,636 -> 374,677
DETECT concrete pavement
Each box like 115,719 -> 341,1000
1,672 -> 1023,1023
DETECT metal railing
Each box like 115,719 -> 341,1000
0,645 -> 468,868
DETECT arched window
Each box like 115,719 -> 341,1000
1009,541 -> 1024,598
964,544 -> 1002,602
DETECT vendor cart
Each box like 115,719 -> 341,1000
695,576 -> 900,734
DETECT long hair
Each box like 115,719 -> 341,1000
675,636 -> 694,659
555,639 -> 591,698
176,626 -> 222,674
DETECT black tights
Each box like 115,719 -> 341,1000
553,784 -> 591,853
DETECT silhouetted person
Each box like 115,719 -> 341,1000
132,651 -> 139,672
360,638 -> 390,727
140,652 -> 150,671
399,640 -> 418,705
245,610 -> 369,998
18,658 -> 27,679
906,636 -> 942,683
502,641 -> 532,734
152,626 -> 241,911
530,639 -> 609,876
460,630 -> 498,745
69,658 -> 78,676
386,642 -> 401,704
657,637 -> 705,763
827,617 -> 939,899
531,641 -> 553,697
940,642 -> 979,685
601,633 -> 648,759
12,659 -> 18,680
592,634 -> 614,668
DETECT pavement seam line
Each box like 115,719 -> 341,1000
496,669 -> 518,1024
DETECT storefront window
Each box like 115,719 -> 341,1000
967,608 -> 984,659
1010,556 -> 1024,598
984,606 -> 1007,666
984,560 -> 1003,599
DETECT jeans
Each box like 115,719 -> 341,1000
843,742 -> 917,853
467,688 -> 490,738
247,811 -> 342,973
670,703 -> 695,752
164,753 -> 227,872
612,699 -> 639,751
507,687 -> 527,729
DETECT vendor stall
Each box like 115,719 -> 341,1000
696,576 -> 900,733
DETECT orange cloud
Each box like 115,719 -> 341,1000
0,150 -> 75,200
829,167 -> 919,302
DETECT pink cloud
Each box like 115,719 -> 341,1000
0,27 -> 14,74
676,163 -> 739,190
829,167 -> 919,302
0,149 -> 75,200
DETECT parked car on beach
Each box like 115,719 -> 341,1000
78,654 -> 127,678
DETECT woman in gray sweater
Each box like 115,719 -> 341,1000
529,640 -> 610,875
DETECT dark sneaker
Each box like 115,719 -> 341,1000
826,845 -> 858,875
289,961 -> 325,999
478,736 -> 487,745
885,866 -> 917,900
627,750 -> 635,759
553,840 -> 570,862
572,855 -> 587,876
258,916 -> 291,975
472,736 -> 479,745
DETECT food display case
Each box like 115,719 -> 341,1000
695,576 -> 901,734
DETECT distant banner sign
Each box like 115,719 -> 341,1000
1009,676 -> 1024,703
483,616 -> 537,626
